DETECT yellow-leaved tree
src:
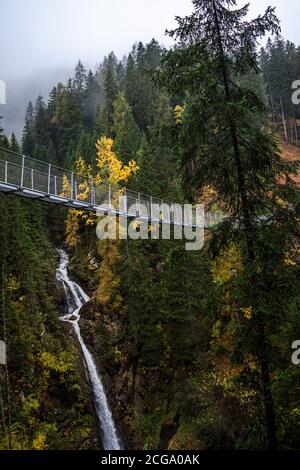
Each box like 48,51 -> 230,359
65,136 -> 139,247
95,137 -> 139,184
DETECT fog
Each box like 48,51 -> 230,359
0,0 -> 299,139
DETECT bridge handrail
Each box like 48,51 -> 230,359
0,146 -> 183,207
0,146 -> 226,226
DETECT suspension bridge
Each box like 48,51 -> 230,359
0,146 -> 223,228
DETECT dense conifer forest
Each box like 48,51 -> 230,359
0,0 -> 300,451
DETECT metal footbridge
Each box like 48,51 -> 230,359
0,147 -> 223,228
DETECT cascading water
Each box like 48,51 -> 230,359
56,249 -> 121,450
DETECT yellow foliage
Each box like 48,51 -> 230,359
22,395 -> 40,429
6,275 -> 20,293
61,174 -> 71,198
23,395 -> 39,417
212,244 -> 242,284
38,352 -> 73,391
241,306 -> 253,320
65,136 -> 139,247
239,388 -> 257,405
211,320 -> 222,339
275,196 -> 288,208
283,257 -> 297,266
244,353 -> 258,370
95,136 -> 139,184
291,407 -> 300,417
94,240 -> 123,309
282,246 -> 299,266
66,210 -> 80,248
39,351 -> 72,374
174,105 -> 185,124
32,433 -> 48,450
114,346 -> 124,364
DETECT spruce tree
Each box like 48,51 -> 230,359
99,53 -> 119,136
158,0 -> 300,449
112,92 -> 141,164
22,102 -> 35,155
83,70 -> 100,130
51,87 -> 83,166
34,95 -> 51,159
9,133 -> 20,153
73,60 -> 87,99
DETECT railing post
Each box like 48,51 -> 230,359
4,161 -> 8,183
54,176 -> 57,196
21,155 -> 25,187
31,169 -> 34,190
150,196 -> 153,220
108,183 -> 111,209
47,164 -> 51,194
90,180 -> 94,205
138,193 -> 141,216
124,188 -> 127,214
70,172 -> 74,200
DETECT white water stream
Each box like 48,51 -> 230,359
56,249 -> 121,450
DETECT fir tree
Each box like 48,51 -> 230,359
9,133 -> 20,153
83,70 -> 100,130
112,92 -> 141,164
51,87 -> 83,166
34,95 -> 51,159
22,102 -> 35,155
73,60 -> 87,100
158,0 -> 299,449
98,53 -> 119,136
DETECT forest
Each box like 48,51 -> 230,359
0,0 -> 300,451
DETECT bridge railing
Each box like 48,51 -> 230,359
0,147 -> 225,227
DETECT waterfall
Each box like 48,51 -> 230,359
56,249 -> 121,451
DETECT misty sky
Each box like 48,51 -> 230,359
1,0 -> 299,79
0,0 -> 299,137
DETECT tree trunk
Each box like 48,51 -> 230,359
1,265 -> 12,450
294,112 -> 298,147
270,94 -> 276,124
256,318 -> 278,450
280,98 -> 288,141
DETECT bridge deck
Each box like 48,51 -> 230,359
0,147 -> 224,228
